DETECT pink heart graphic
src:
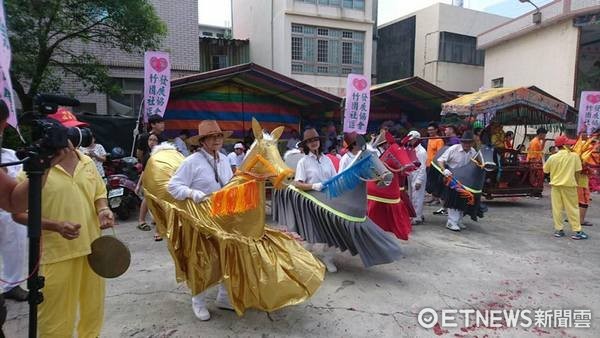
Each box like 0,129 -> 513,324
353,78 -> 368,91
586,94 -> 600,104
150,57 -> 168,72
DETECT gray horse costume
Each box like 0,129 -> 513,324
272,151 -> 402,267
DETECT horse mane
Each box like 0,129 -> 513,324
322,152 -> 375,198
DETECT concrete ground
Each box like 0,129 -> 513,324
4,191 -> 600,337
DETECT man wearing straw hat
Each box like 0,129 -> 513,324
167,120 -> 235,320
13,111 -> 115,338
437,130 -> 477,231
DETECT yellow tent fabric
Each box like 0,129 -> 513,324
441,87 -> 569,123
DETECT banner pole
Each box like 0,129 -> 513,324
131,96 -> 144,157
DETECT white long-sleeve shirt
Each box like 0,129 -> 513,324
167,148 -> 233,202
295,152 -> 336,184
338,151 -> 357,173
437,144 -> 477,169
409,144 -> 427,185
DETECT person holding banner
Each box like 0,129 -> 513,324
136,114 -> 166,232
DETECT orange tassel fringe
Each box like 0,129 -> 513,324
212,180 -> 259,216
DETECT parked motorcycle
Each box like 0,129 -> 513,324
104,148 -> 142,221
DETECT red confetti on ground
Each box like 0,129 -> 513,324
433,323 -> 449,336
532,327 -> 551,335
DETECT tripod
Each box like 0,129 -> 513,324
0,150 -> 48,338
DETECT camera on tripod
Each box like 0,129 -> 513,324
17,94 -> 93,166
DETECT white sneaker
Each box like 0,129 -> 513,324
192,294 -> 210,321
446,222 -> 461,231
320,255 -> 338,273
458,221 -> 466,229
215,285 -> 234,311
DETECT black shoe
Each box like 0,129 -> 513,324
3,286 -> 28,302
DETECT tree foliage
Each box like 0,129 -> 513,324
5,0 -> 167,111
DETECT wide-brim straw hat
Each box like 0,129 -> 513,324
186,120 -> 233,146
299,128 -> 322,146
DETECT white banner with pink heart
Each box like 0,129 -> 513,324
143,51 -> 171,121
578,91 -> 600,135
343,74 -> 370,134
0,0 -> 17,130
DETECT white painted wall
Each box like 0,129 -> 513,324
233,0 -> 374,96
388,3 -> 508,92
232,0 -> 274,68
483,20 -> 579,106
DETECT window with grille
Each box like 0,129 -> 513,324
317,28 -> 329,36
297,0 -> 365,10
211,55 -> 228,70
108,78 -> 143,116
317,40 -> 329,62
342,42 -> 352,64
491,77 -> 504,88
292,37 -> 303,60
291,23 -> 364,76
438,32 -> 485,66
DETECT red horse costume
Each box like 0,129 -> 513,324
367,132 -> 417,240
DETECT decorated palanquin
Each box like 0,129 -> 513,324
441,86 -> 577,199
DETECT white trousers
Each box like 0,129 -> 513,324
0,211 -> 28,292
408,178 -> 426,220
447,208 -> 463,225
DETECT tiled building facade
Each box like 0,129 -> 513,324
62,0 -> 200,116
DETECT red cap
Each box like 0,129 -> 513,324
48,107 -> 88,128
554,135 -> 576,148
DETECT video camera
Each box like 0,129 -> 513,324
17,94 -> 93,166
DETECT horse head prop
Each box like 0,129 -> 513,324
323,135 -> 393,198
237,118 -> 294,189
210,118 -> 294,218
379,132 -> 419,176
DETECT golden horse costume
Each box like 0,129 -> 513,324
142,119 -> 325,315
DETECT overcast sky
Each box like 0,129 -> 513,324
198,0 -> 554,27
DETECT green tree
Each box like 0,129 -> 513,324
5,0 -> 167,112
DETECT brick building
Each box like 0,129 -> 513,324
62,0 -> 200,116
